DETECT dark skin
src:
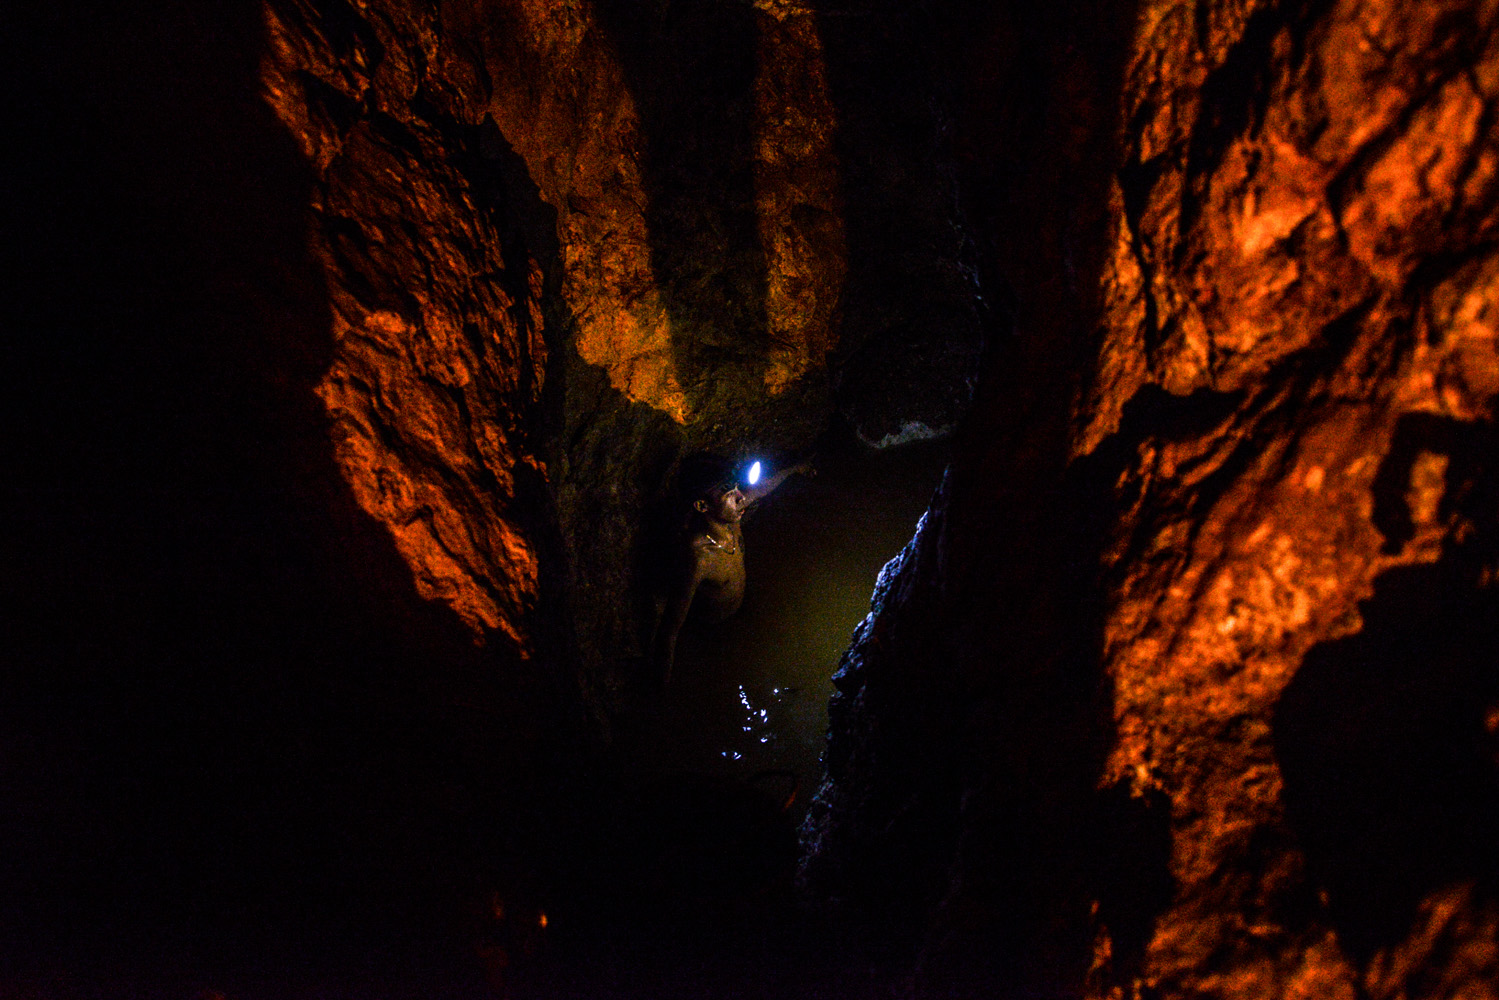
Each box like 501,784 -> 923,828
652,460 -> 813,684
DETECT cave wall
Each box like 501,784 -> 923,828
1090,0 -> 1499,994
259,0 -> 985,706
16,0 -> 1491,992
805,0 -> 1499,996
261,0 -> 555,656
4,0 -> 581,975
472,0 -> 983,698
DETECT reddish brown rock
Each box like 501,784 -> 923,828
256,0 -> 999,717
261,0 -> 877,698
261,0 -> 552,654
457,0 -> 853,697
752,0 -> 847,395
1091,0 -> 1499,994
473,0 -> 847,418
807,0 -> 1499,996
249,0 -> 1499,993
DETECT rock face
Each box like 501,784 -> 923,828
473,0 -> 847,701
262,0 -> 554,656
15,0 -> 1494,993
805,0 -> 1499,996
1092,1 -> 1499,994
260,0 -> 985,707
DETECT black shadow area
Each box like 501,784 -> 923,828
1275,414 -> 1499,965
794,0 -> 1160,992
917,0 -> 1158,994
811,0 -> 988,440
590,0 -> 771,409
2,3 -> 560,993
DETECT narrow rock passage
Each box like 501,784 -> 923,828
512,434 -> 951,999
616,435 -> 948,812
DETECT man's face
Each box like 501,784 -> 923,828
709,486 -> 746,522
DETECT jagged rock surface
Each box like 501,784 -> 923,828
261,0 -> 554,656
29,0 -> 1491,993
260,0 -> 985,707
1090,1 -> 1499,994
804,0 -> 1499,996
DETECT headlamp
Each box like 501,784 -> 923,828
745,460 -> 762,486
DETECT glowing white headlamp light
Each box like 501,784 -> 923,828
745,460 -> 762,486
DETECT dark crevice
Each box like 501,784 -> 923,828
1117,153 -> 1168,350
1276,413 -> 1499,966
297,68 -> 365,134
3,3 -> 568,993
12,0 -> 1498,996
796,2 -> 1156,995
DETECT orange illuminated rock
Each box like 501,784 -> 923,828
473,0 -> 846,421
806,0 -> 1499,996
1088,0 -> 1499,994
259,0 -> 856,692
458,0 -> 859,690
472,0 -> 693,421
752,0 -> 847,394
261,0 -> 549,652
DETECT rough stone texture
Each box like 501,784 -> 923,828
468,0 -> 847,700
29,0 -> 1495,992
5,0 -> 580,983
473,0 -> 847,424
1093,0 -> 1499,994
260,0 -> 986,706
804,0 -> 1499,996
9,0 -> 1000,990
261,0 -> 553,654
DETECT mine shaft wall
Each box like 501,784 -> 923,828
10,0 -> 1499,994
258,0 -> 986,712
5,0 -> 582,960
803,0 -> 1499,996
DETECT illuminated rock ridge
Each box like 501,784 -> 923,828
260,0 -> 1499,992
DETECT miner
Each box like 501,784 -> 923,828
651,456 -> 813,684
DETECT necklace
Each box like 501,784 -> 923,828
703,530 -> 738,555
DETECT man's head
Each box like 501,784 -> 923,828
678,455 -> 743,520
695,481 -> 746,523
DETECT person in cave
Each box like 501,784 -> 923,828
650,456 -> 813,684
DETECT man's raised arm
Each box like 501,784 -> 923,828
742,458 -> 814,506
